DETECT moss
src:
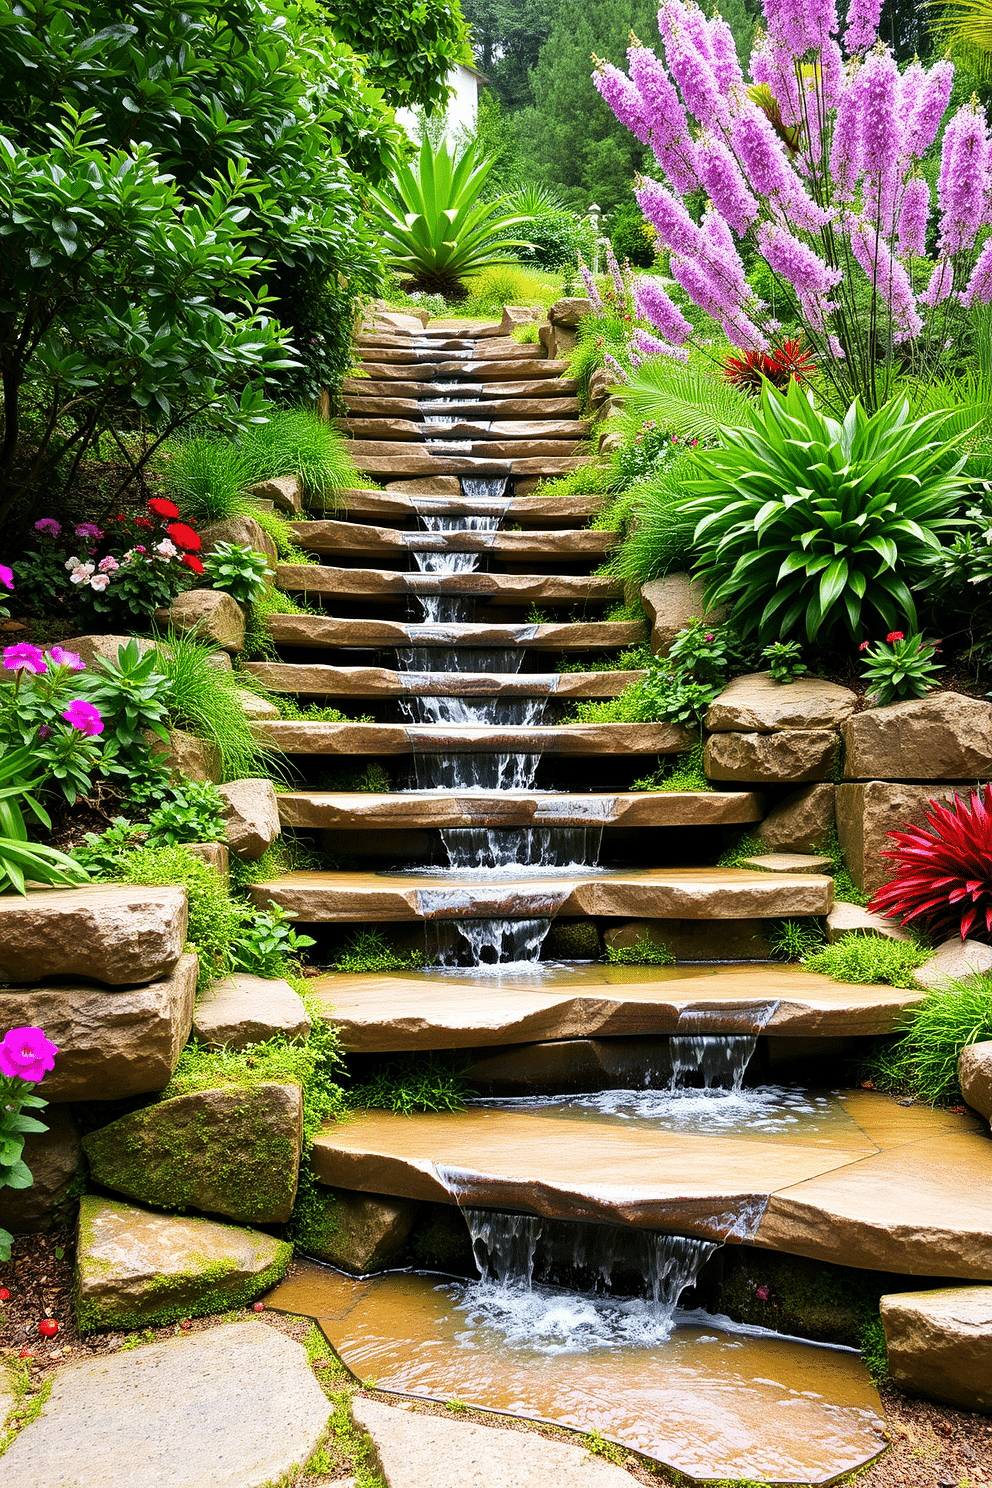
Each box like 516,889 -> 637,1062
712,1248 -> 885,1351
802,934 -> 930,988
604,932 -> 675,966
0,1359 -> 52,1454
75,1239 -> 292,1332
544,920 -> 601,959
860,1315 -> 889,1382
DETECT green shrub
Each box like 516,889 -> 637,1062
155,632 -> 282,779
348,1052 -> 472,1114
802,934 -> 931,987
610,353 -> 751,443
604,932 -> 675,966
201,541 -> 273,605
109,844 -> 248,987
463,264 -> 537,314
332,928 -> 424,973
861,975 -> 992,1104
243,586 -> 315,660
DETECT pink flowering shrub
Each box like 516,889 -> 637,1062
0,1026 -> 58,1261
593,0 -> 985,407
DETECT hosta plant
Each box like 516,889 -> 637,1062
858,632 -> 943,706
686,383 -> 971,643
870,787 -> 992,941
202,541 -> 273,605
369,137 -> 533,295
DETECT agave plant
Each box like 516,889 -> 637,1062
369,138 -> 534,296
870,787 -> 992,942
685,382 -> 973,642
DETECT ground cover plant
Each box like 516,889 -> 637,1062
863,976 -> 992,1103
802,934 -> 932,988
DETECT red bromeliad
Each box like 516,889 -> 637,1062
869,786 -> 992,941
722,339 -> 816,393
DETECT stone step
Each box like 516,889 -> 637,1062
309,1096 -> 991,1278
359,359 -> 570,383
243,663 -> 643,698
309,961 -> 926,1052
278,789 -> 763,831
250,718 -> 686,755
343,396 -> 582,419
350,452 -> 591,481
288,519 -> 614,558
339,418 -> 588,442
356,340 -> 541,364
342,378 -> 580,400
332,491 -> 605,524
275,565 -> 621,604
349,438 -> 584,460
264,615 -> 644,652
248,865 -> 832,921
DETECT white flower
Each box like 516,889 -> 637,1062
69,563 -> 95,585
88,573 -> 110,592
64,556 -> 81,572
155,539 -> 177,559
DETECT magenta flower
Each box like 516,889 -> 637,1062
0,565 -> 13,592
694,134 -> 759,236
844,0 -> 882,53
635,178 -> 704,255
593,60 -> 651,147
0,1026 -> 58,1083
627,45 -> 698,193
3,642 -> 46,674
850,221 -> 922,340
898,177 -> 930,257
937,101 -> 990,256
46,646 -> 84,672
61,699 -> 104,736
33,518 -> 61,537
960,237 -> 992,307
635,278 -> 693,345
902,59 -> 954,160
75,522 -> 102,540
632,327 -> 690,361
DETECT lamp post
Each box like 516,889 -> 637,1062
587,203 -> 601,275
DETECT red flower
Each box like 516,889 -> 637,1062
134,517 -> 153,529
182,553 -> 204,574
167,522 -> 201,552
858,640 -> 871,651
869,786 -> 992,942
148,497 -> 180,519
723,338 -> 817,393
886,631 -> 905,643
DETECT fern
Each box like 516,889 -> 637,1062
613,354 -> 752,442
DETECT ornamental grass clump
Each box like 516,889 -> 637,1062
870,786 -> 992,942
864,976 -> 992,1104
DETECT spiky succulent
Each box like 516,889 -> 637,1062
870,787 -> 992,941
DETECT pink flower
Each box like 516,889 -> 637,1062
694,134 -> 759,237
37,726 -> 51,740
68,562 -> 94,585
858,640 -> 872,651
755,1285 -> 770,1301
0,1026 -> 58,1083
631,328 -> 689,361
3,643 -> 46,674
97,556 -> 119,573
635,278 -> 693,345
74,522 -> 102,540
902,59 -> 954,161
844,0 -> 882,53
593,60 -> 651,147
898,177 -> 930,257
33,519 -> 60,537
937,101 -> 990,256
960,237 -> 992,307
0,565 -> 12,592
635,178 -> 704,255
627,45 -> 698,194
61,699 -> 104,736
46,646 -> 84,671
88,573 -> 110,593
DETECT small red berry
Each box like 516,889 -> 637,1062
180,1319 -> 192,1330
253,1302 -> 264,1312
38,1319 -> 59,1339
0,1287 -> 10,1301
18,1349 -> 32,1359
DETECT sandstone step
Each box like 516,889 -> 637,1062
264,616 -> 644,652
356,341 -> 541,364
359,359 -> 570,384
0,884 -> 188,986
349,438 -> 584,460
248,866 -> 832,921
243,663 -> 643,698
250,718 -> 685,755
332,492 -> 605,524
309,961 -> 927,1052
289,519 -> 614,557
339,419 -> 587,442
309,1095 -> 991,1277
275,566 -> 621,604
351,453 -> 591,481
342,378 -> 580,399
278,789 -> 762,831
342,397 -> 582,420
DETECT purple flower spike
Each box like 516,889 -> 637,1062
0,1026 -> 58,1083
3,642 -> 46,674
61,699 -> 104,736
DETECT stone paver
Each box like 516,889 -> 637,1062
251,720 -> 689,756
0,1321 -> 326,1487
245,662 -> 642,698
0,885 -> 187,986
881,1285 -> 992,1412
287,518 -> 613,557
192,972 -> 310,1049
277,789 -> 762,830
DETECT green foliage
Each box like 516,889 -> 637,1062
348,1053 -> 473,1114
80,639 -> 173,754
314,761 -> 391,793
861,1316 -> 889,1383
859,634 -> 943,707
0,1074 -> 50,1259
153,633 -> 279,781
142,782 -> 226,846
501,185 -> 595,270
802,934 -> 931,987
238,407 -> 360,503
687,385 -> 972,643
862,975 -> 992,1104
230,907 -> 316,979
819,829 -> 868,907
316,0 -> 470,112
611,353 -> 751,442
717,831 -> 767,869
534,462 -> 618,498
0,745 -> 89,894
768,918 -> 826,962
202,542 -> 273,605
332,929 -> 425,974
761,641 -> 808,683
243,586 -> 315,661
610,201 -> 656,267
512,322 -> 542,343
370,137 -> 534,295
570,619 -> 743,729
630,742 -> 712,791
105,845 -> 248,986
162,437 -> 256,528
607,460 -> 698,586
604,931 -> 675,965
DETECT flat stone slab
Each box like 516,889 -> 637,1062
193,972 -> 311,1049
2,1320 -> 327,1488
311,1093 -> 991,1276
343,378 -> 580,401
0,884 -> 187,985
343,398 -> 583,423
276,566 -> 622,603
352,454 -> 592,481
288,518 -> 614,557
341,418 -> 586,442
881,1285 -> 992,1413
251,720 -> 685,756
0,951 -> 197,1100
244,664 -> 643,699
352,1396 -> 636,1488
742,853 -> 834,875
277,790 -> 763,830
264,616 -> 645,654
249,866 -> 832,922
74,1195 -> 292,1331
706,673 -> 857,732
336,492 -> 600,522
309,962 -> 926,1052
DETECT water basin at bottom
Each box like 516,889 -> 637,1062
267,1262 -> 886,1484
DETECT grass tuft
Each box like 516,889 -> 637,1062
802,934 -> 931,988
630,744 -> 712,792
862,973 -> 992,1104
769,918 -> 826,962
347,1052 -> 474,1115
604,932 -> 675,966
154,631 -> 282,781
332,929 -> 425,974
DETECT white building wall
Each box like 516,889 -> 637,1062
396,63 -> 480,144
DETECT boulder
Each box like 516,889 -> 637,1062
145,726 -> 222,783
0,1107 -> 81,1233
640,573 -> 725,656
741,853 -> 834,875
204,650 -> 233,672
375,307 -> 430,329
62,634 -> 156,669
2,1318 -> 327,1488
913,937 -> 992,991
158,589 -> 245,653
74,1195 -> 292,1331
0,952 -> 197,1101
835,782 -> 973,896
706,672 -> 857,733
234,688 -> 280,720
587,367 -> 613,407
82,1081 -> 303,1224
249,474 -> 303,514
499,304 -> 542,331
598,429 -> 623,455
549,296 -> 594,327
825,903 -> 910,945
298,1186 -> 418,1273
181,841 -> 230,889
0,884 -> 187,986
881,1286 -> 992,1413
960,1041 -> 992,1121
539,322 -> 576,359
198,514 -> 277,566
704,730 -> 840,784
218,777 -> 281,860
843,692 -> 992,780
756,783 -> 836,853
192,973 -> 311,1050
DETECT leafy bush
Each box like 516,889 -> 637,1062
462,265 -> 538,315
79,639 -> 172,757
863,977 -> 992,1104
107,845 -> 247,987
231,907 -> 316,979
859,633 -> 943,706
0,745 -> 88,894
570,620 -> 744,729
153,633 -> 280,782
370,137 -> 533,296
687,385 -> 971,642
610,201 -> 656,269
609,353 -> 751,443
202,542 -> 273,605
502,186 -> 595,270
802,935 -> 931,988
761,641 -> 808,683
869,787 -> 992,942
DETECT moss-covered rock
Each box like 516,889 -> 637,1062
74,1194 -> 291,1331
293,1185 -> 417,1273
82,1082 -> 302,1224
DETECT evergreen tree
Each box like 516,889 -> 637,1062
461,0 -> 555,107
